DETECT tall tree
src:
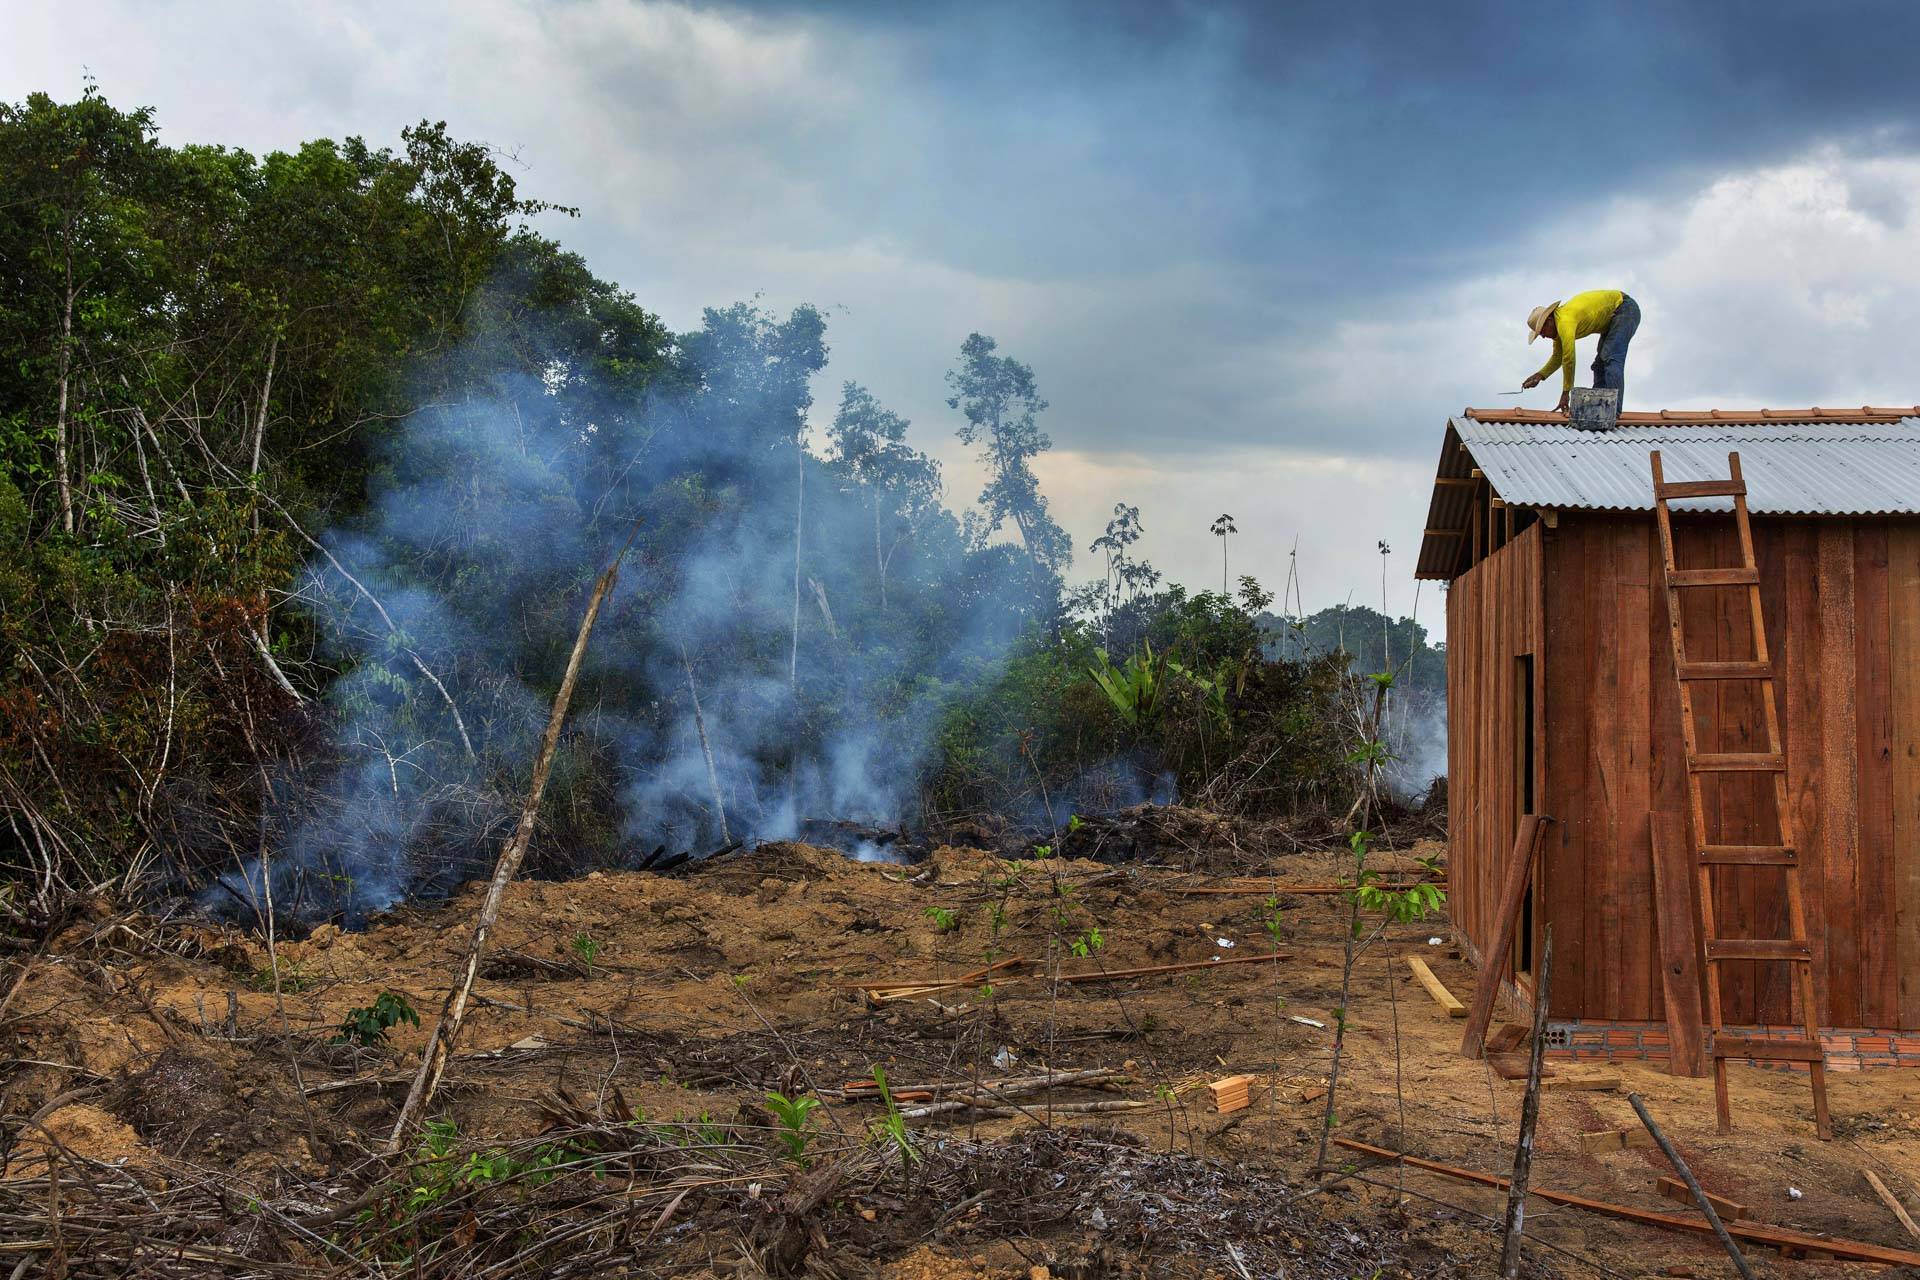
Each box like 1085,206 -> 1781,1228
0,86 -> 168,534
945,333 -> 1070,576
827,381 -> 940,609
1210,513 -> 1237,594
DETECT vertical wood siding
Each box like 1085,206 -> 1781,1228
1445,524 -> 1542,977
1525,513 -> 1920,1028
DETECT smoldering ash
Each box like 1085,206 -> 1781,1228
214,304 -> 1058,925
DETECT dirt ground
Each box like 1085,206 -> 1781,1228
7,812 -> 1920,1276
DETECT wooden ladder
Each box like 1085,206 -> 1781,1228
1650,449 -> 1831,1139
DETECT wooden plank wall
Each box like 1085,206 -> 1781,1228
1537,513 -> 1920,1029
1446,523 -> 1542,971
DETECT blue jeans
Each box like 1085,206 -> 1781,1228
1592,294 -> 1639,398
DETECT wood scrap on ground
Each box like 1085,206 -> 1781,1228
1484,1023 -> 1528,1053
1485,1052 -> 1554,1081
1655,1176 -> 1747,1221
1406,956 -> 1466,1017
1332,1138 -> 1920,1267
1578,1128 -> 1653,1153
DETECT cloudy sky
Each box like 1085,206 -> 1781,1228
14,1 -> 1920,630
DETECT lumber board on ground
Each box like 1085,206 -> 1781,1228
1460,815 -> 1550,1058
1485,1052 -> 1554,1081
1539,1073 -> 1622,1092
1407,956 -> 1466,1017
1331,1138 -> 1920,1267
1578,1128 -> 1653,1153
1655,1175 -> 1746,1220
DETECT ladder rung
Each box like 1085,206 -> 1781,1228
1713,1036 -> 1825,1063
1692,752 -> 1786,772
1658,479 -> 1747,500
1698,844 -> 1796,865
1667,567 -> 1759,588
1677,660 -> 1772,681
1706,939 -> 1812,962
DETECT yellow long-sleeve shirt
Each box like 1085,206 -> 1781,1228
1533,289 -> 1625,393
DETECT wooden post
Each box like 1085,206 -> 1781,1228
1500,926 -> 1552,1279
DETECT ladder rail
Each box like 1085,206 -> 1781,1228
1650,449 -> 1830,1140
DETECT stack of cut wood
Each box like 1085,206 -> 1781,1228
1209,1074 -> 1253,1114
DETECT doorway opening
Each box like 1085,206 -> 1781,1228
1514,653 -> 1537,979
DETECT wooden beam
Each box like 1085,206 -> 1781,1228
1331,1139 -> 1920,1268
1435,476 -> 1477,488
1539,1073 -> 1622,1092
1407,956 -> 1466,1017
1461,815 -> 1552,1058
1651,812 -> 1708,1077
1655,1176 -> 1747,1221
1578,1128 -> 1654,1153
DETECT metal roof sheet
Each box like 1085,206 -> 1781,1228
1454,417 -> 1920,516
1415,409 -> 1920,579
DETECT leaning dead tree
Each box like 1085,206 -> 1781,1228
386,523 -> 641,1151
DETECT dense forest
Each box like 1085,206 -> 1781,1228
0,88 -> 1440,927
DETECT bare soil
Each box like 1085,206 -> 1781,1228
6,815 -> 1920,1276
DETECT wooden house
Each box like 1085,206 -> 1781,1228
1417,407 -> 1920,1054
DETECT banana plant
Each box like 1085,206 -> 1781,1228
1088,641 -> 1170,730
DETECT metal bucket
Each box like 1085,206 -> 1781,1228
1568,386 -> 1620,431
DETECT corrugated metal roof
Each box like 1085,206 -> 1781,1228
1455,417 -> 1920,515
1415,409 -> 1920,580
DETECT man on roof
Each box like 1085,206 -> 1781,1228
1520,289 -> 1641,412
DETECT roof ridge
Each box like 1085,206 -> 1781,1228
1464,405 -> 1920,425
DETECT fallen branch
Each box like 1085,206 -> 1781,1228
956,1099 -> 1152,1121
1332,1138 -> 1920,1268
385,523 -> 640,1151
1054,949 -> 1295,984
890,1068 -> 1130,1119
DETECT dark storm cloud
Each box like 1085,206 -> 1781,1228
740,0 -> 1920,292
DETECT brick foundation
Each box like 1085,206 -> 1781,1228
1545,1020 -> 1920,1072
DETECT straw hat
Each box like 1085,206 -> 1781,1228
1527,302 -> 1561,343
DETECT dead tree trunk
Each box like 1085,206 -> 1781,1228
384,524 -> 639,1151
790,439 -> 804,688
680,642 -> 730,845
55,271 -> 76,534
1499,926 -> 1553,1279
